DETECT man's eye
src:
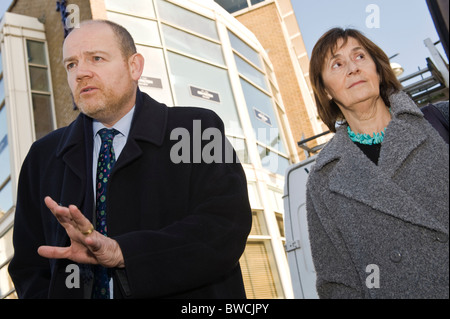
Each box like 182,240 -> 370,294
66,63 -> 75,70
93,56 -> 103,62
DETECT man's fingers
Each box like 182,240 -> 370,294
44,196 -> 73,225
44,196 -> 58,210
68,204 -> 94,235
85,235 -> 102,252
37,245 -> 69,260
45,197 -> 92,238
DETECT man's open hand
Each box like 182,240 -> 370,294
37,196 -> 125,268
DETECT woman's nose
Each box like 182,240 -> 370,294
347,60 -> 360,75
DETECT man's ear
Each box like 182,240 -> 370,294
129,53 -> 145,81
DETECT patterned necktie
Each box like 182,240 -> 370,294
92,128 -> 119,299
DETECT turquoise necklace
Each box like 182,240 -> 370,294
347,126 -> 386,145
347,107 -> 391,145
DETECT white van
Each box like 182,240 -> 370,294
283,156 -> 319,299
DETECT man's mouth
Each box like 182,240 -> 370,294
80,86 -> 98,95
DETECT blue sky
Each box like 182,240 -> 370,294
291,0 -> 447,78
0,1 -> 11,17
1,0 -> 446,80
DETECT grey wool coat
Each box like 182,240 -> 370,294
306,91 -> 449,299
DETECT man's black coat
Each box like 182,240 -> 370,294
9,90 -> 252,298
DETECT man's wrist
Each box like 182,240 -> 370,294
112,239 -> 125,268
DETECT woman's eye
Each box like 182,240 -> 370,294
332,62 -> 341,69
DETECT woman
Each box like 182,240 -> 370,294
306,28 -> 449,298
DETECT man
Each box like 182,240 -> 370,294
9,20 -> 252,299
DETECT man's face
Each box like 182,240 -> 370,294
63,23 -> 137,126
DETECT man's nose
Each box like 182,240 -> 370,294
76,61 -> 93,80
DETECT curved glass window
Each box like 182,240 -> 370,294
137,45 -> 173,106
240,78 -> 285,153
162,24 -> 224,66
258,145 -> 290,176
105,0 -> 156,19
156,0 -> 219,40
228,31 -> 262,69
107,11 -> 161,46
228,136 -> 250,164
235,54 -> 267,91
167,52 -> 243,135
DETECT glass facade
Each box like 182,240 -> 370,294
136,45 -> 173,105
0,0 -> 295,299
167,52 -> 242,131
157,0 -> 219,40
215,0 -> 267,14
229,30 -> 263,68
162,24 -> 225,65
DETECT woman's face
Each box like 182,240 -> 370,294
321,37 -> 381,110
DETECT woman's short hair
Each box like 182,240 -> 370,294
309,28 -> 402,132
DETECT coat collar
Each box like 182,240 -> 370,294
313,91 -> 446,233
112,89 -> 168,171
128,88 -> 168,147
315,91 -> 424,171
56,88 -> 168,158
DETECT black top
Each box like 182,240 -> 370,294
354,142 -> 382,165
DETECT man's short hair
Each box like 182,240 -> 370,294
70,20 -> 137,60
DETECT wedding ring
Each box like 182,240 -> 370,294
80,224 -> 94,235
